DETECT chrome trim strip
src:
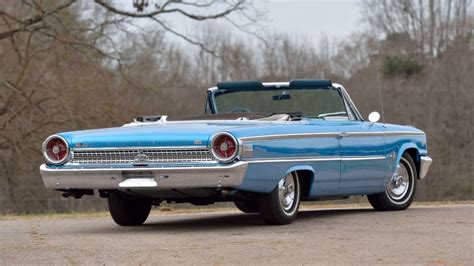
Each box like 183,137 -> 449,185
247,157 -> 339,163
246,155 -> 386,164
341,156 -> 386,161
384,131 -> 425,136
419,156 -> 432,179
347,131 -> 425,137
71,146 -> 208,152
240,132 -> 339,142
40,161 -> 248,189
240,131 -> 424,142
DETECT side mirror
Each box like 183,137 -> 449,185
368,111 -> 381,123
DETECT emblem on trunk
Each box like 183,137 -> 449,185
133,152 -> 149,166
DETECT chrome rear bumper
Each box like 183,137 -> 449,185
419,156 -> 432,179
40,162 -> 248,189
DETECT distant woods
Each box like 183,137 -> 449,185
0,0 -> 472,213
363,0 -> 472,58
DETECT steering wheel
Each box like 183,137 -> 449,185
230,107 -> 251,113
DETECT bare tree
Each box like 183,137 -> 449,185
93,0 -> 264,54
1,0 -> 472,214
0,0 -> 263,213
361,0 -> 473,57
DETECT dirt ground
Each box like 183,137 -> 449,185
0,203 -> 472,265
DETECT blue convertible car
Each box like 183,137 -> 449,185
40,80 -> 432,225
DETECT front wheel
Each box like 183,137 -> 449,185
108,191 -> 152,226
368,154 -> 417,211
258,172 -> 301,225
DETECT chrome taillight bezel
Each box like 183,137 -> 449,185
42,135 -> 70,165
210,132 -> 240,163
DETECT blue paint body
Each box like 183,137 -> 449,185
55,118 -> 427,198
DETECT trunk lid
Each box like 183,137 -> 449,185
60,120 -> 266,149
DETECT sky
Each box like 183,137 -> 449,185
111,0 -> 364,48
257,0 -> 362,44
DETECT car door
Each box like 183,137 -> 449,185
337,120 -> 389,188
304,119 -> 343,196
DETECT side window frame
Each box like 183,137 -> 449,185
337,86 -> 364,121
335,88 -> 356,121
204,96 -> 211,114
205,91 -> 217,114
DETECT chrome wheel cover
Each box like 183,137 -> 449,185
386,158 -> 413,204
278,173 -> 296,213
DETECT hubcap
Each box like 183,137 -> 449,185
278,174 -> 296,211
386,162 -> 410,201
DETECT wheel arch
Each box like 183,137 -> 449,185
397,144 -> 421,179
284,165 -> 315,198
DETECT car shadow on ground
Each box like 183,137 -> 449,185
149,208 -> 375,228
72,208 -> 376,234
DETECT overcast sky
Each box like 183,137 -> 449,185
257,0 -> 362,43
110,0 -> 363,48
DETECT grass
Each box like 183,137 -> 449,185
1,200 -> 472,221
0,210 -> 111,221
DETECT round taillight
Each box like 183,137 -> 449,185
42,135 -> 69,165
211,132 -> 239,163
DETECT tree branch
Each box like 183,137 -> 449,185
150,17 -> 216,55
0,0 -> 76,40
94,0 -> 243,20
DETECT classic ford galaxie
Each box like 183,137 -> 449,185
40,80 -> 432,225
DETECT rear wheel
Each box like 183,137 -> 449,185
258,172 -> 301,225
108,191 -> 152,226
234,200 -> 259,213
368,154 -> 417,211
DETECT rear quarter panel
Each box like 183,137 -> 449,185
230,121 -> 341,196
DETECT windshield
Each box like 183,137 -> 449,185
212,87 -> 348,118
